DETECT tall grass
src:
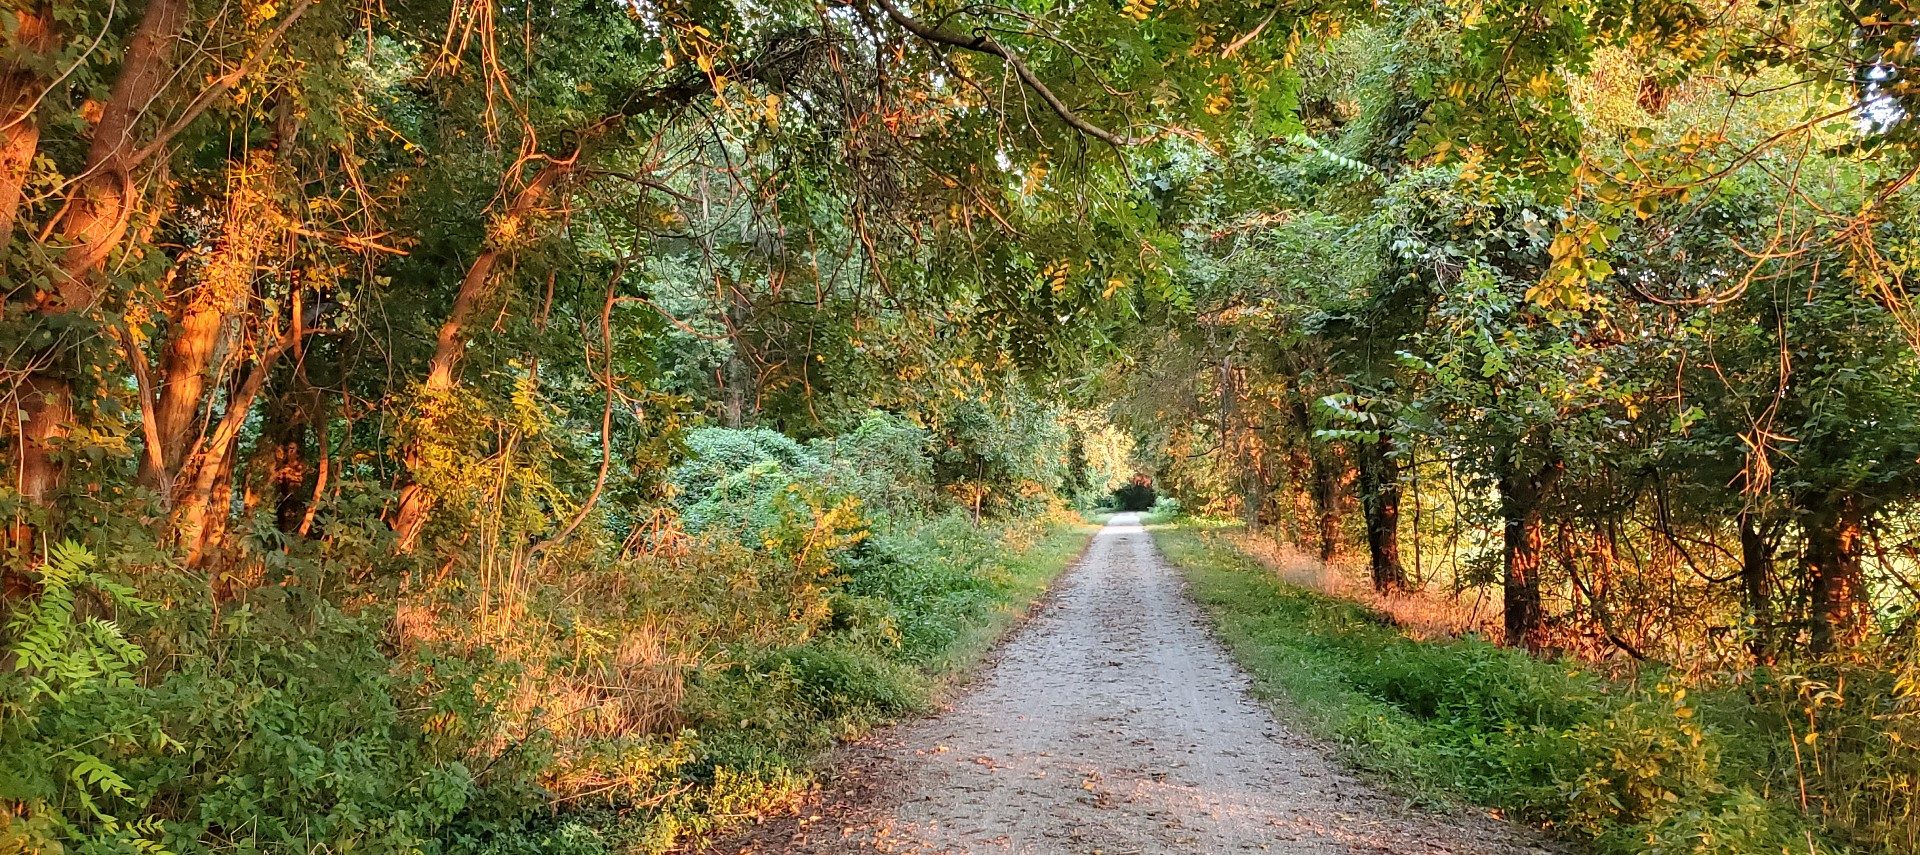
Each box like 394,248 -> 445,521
1224,527 -> 1506,641
1152,522 -> 1881,854
450,510 -> 1099,853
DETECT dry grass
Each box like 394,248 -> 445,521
388,534 -> 721,802
1217,529 -> 1506,642
506,625 -> 689,743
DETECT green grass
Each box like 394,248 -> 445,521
1150,522 -> 1842,855
559,516 -> 1099,854
923,519 -> 1097,679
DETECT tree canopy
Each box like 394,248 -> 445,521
8,0 -> 1920,851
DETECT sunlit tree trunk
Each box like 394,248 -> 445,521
141,153 -> 277,494
296,414 -> 330,538
143,299 -> 227,491
390,153 -> 576,551
1498,449 -> 1560,652
1803,495 -> 1870,655
9,374 -> 71,540
1358,434 -> 1407,592
0,3 -> 53,237
171,298 -> 304,566
54,0 -> 186,281
13,0 -> 189,544
197,430 -> 240,562
172,378 -> 258,565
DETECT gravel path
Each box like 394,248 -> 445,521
703,513 -> 1551,854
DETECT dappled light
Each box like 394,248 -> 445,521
5,1 -> 1920,853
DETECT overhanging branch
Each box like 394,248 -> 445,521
866,0 -> 1131,150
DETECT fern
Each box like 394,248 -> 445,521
2,540 -> 170,851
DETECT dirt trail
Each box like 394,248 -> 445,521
705,513 -> 1550,854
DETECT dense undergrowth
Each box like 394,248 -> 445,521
460,512 -> 1093,854
1155,522 -> 1920,855
12,0 -> 1920,852
1,416 -> 1097,854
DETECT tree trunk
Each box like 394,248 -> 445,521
1311,452 -> 1339,562
143,299 -> 226,490
8,374 -> 71,547
1739,510 -> 1776,662
1358,434 -> 1407,592
263,385 -> 319,535
173,325 -> 299,566
55,0 -> 187,286
1803,496 -> 1870,655
196,430 -> 240,563
1498,452 -> 1561,652
0,3 -> 53,237
296,414 -> 330,538
722,283 -> 752,428
1274,358 -> 1330,554
722,353 -> 749,428
1243,459 -> 1268,533
142,154 -> 276,493
389,152 -> 577,551
12,0 -> 189,539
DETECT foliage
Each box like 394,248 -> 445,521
2,414 -> 1093,853
670,427 -> 826,537
1158,524 -> 1841,854
2,542 -> 490,853
12,0 -> 1920,850
814,412 -> 937,522
2,541 -> 170,852
926,388 -> 1075,518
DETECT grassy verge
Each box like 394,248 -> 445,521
1151,521 -> 1841,855
918,518 -> 1098,679
487,515 -> 1098,854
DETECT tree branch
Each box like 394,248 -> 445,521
128,0 -> 320,169
867,0 -> 1130,149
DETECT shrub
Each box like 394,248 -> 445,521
839,512 -> 1000,662
1161,525 -> 1844,855
1,542 -> 493,854
815,411 -> 936,521
670,428 -> 825,536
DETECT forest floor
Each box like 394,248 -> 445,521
698,513 -> 1552,854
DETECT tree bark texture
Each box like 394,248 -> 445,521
1803,496 -> 1870,655
1499,451 -> 1561,652
1358,434 -> 1407,592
